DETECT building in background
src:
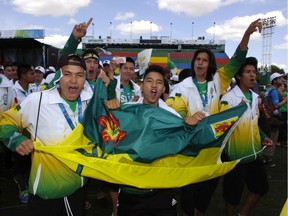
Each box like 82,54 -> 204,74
0,29 -> 59,68
81,36 -> 229,73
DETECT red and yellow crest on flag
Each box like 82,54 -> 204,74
210,116 -> 238,138
98,111 -> 126,146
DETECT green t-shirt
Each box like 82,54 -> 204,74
88,80 -> 96,88
198,81 -> 207,96
65,99 -> 77,112
243,91 -> 252,106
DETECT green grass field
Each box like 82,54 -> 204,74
0,146 -> 286,216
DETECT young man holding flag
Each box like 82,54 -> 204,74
0,53 -> 92,216
106,64 -> 200,216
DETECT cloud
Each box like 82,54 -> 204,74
37,20 -> 162,48
114,12 -> 135,21
115,20 -> 162,35
68,18 -> 78,25
156,0 -> 241,17
274,34 -> 288,49
36,34 -> 70,49
11,0 -> 91,16
206,10 -> 287,41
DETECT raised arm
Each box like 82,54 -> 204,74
218,19 -> 263,94
239,18 -> 262,51
71,17 -> 93,41
61,17 -> 93,55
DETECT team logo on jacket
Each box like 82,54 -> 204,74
210,117 -> 238,138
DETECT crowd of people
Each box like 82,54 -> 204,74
0,17 -> 287,216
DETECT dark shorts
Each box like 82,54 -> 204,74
223,159 -> 269,205
180,177 -> 220,214
117,189 -> 177,216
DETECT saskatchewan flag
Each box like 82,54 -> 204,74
34,80 -> 247,189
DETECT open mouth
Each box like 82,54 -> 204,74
69,86 -> 78,94
151,89 -> 157,98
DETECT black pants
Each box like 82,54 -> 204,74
28,186 -> 86,216
118,189 -> 177,216
13,152 -> 31,191
180,177 -> 220,215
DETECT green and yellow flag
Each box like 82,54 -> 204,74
35,80 -> 247,189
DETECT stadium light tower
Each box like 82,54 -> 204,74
191,22 -> 194,40
130,22 -> 133,40
261,16 -> 276,75
110,22 -> 112,38
170,22 -> 173,39
92,23 -> 94,39
150,22 -> 152,38
213,22 -> 216,42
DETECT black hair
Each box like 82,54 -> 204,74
191,48 -> 217,82
143,65 -> 165,81
120,57 -> 135,68
3,61 -> 12,69
17,64 -> 33,79
179,68 -> 191,82
235,57 -> 258,85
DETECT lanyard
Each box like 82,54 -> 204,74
193,77 -> 208,108
121,83 -> 134,103
58,97 -> 82,130
123,89 -> 133,102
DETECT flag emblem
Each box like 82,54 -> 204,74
98,111 -> 126,146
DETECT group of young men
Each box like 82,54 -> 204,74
0,17 -> 284,216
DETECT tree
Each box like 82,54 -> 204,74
271,64 -> 285,74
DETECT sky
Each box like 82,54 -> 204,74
0,0 -> 287,72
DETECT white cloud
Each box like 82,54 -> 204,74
11,0 -> 91,16
38,20 -> 162,46
114,12 -> 135,21
206,10 -> 287,41
68,18 -> 78,25
115,20 -> 162,35
274,34 -> 288,49
157,0 -> 242,17
36,34 -> 70,49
